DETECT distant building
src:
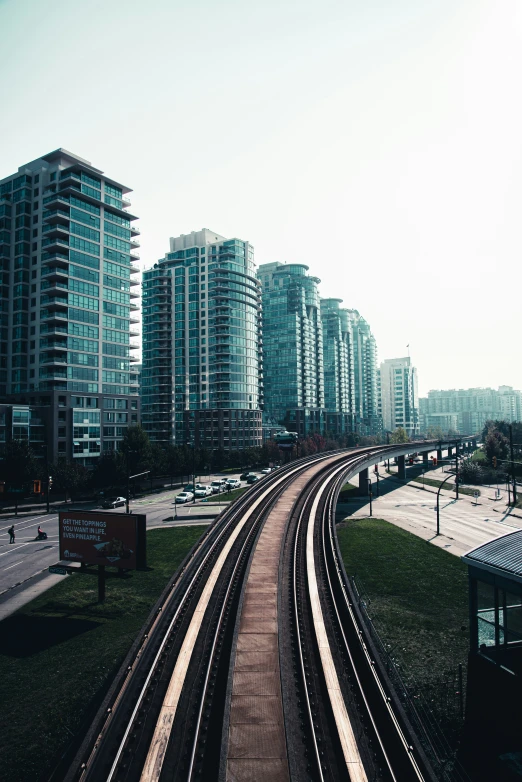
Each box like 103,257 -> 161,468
419,386 -> 522,435
320,298 -> 355,435
378,356 -> 419,437
348,310 -> 381,436
141,229 -> 263,450
258,262 -> 325,437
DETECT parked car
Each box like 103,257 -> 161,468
240,472 -> 251,481
194,486 -> 212,498
101,496 -> 126,509
246,474 -> 260,484
210,481 -> 225,494
225,478 -> 241,489
175,491 -> 194,503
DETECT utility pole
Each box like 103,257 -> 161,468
510,425 -> 517,506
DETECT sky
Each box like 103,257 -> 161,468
1,0 -> 521,396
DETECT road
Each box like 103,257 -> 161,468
0,472 -> 255,612
338,469 -> 522,557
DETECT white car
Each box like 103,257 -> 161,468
210,481 -> 225,494
194,486 -> 212,498
226,478 -> 241,489
175,491 -> 194,504
260,468 -> 272,475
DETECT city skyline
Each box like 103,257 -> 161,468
1,0 -> 521,397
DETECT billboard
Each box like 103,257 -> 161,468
59,510 -> 146,570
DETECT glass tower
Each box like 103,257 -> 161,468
258,262 -> 324,436
346,309 -> 381,435
142,229 -> 263,450
0,149 -> 140,464
320,298 -> 355,434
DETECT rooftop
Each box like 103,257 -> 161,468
462,530 -> 522,585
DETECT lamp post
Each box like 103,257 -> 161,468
436,474 -> 454,535
367,478 -> 373,517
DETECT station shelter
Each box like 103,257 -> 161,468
460,530 -> 522,780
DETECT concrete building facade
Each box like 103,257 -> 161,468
0,149 -> 140,464
141,229 -> 263,450
378,356 -> 419,437
419,386 -> 522,435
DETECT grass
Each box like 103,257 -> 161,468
0,525 -> 207,782
337,518 -> 469,735
409,476 -> 480,497
338,482 -> 360,500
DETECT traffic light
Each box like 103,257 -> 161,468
33,479 -> 41,494
432,457 -> 437,466
374,464 -> 378,473
409,458 -> 414,465
492,456 -> 497,468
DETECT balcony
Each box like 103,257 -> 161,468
130,264 -> 140,274
42,252 -> 69,268
42,236 -> 69,253
130,238 -> 140,248
41,282 -> 68,297
41,266 -> 69,281
40,309 -> 68,325
130,250 -> 140,260
42,222 -> 69,239
43,193 -> 70,209
130,224 -> 140,236
43,209 -> 70,225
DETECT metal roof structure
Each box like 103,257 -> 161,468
462,530 -> 522,584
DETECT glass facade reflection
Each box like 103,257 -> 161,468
258,262 -> 324,435
142,229 -> 262,449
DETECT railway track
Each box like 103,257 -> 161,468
65,445 -> 444,782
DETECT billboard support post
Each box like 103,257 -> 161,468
98,565 -> 106,603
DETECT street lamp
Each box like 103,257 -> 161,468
436,473 -> 454,535
367,478 -> 373,517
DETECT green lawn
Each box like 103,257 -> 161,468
337,519 -> 469,736
338,482 -> 359,500
0,525 -> 207,782
410,476 -> 480,497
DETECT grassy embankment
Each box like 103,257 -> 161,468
337,518 -> 469,736
0,525 -> 206,782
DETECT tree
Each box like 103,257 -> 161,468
0,440 -> 38,515
51,459 -> 88,503
390,427 -> 409,444
119,425 -> 152,477
425,426 -> 444,440
482,427 -> 509,467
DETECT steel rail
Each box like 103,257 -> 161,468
133,454 -> 346,782
321,453 -> 426,781
185,467 -> 304,780
80,454 -> 333,782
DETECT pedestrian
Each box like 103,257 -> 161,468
8,525 -> 15,544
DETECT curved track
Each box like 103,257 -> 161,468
65,445 -> 441,782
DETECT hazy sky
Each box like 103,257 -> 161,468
1,0 -> 521,396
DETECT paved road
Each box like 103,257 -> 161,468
0,469 -> 263,610
338,471 -> 522,557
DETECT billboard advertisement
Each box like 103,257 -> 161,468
59,510 -> 146,570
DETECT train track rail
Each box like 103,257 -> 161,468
65,444 -> 445,782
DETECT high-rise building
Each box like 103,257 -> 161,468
0,149 -> 140,464
419,386 -> 522,434
142,229 -> 262,450
347,310 -> 381,435
257,262 -> 325,437
378,356 -> 419,437
320,298 -> 355,435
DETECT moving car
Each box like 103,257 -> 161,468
194,485 -> 212,498
101,496 -> 126,509
240,472 -> 251,481
246,474 -> 260,484
260,468 -> 272,475
175,491 -> 194,503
